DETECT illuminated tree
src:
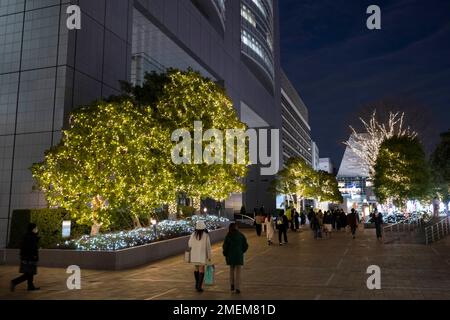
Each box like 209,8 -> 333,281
345,111 -> 417,177
271,157 -> 318,208
312,171 -> 343,204
373,136 -> 432,209
118,69 -> 248,213
32,101 -> 176,235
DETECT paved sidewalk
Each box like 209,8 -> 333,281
1,226 -> 450,300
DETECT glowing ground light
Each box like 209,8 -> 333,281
60,215 -> 229,251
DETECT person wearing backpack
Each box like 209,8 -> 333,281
277,212 -> 288,245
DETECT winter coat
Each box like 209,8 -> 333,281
223,231 -> 248,266
347,213 -> 359,228
188,231 -> 212,265
19,232 -> 39,275
311,215 -> 321,230
265,217 -> 275,240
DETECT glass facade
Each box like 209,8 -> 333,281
0,0 -> 133,247
240,0 -> 274,82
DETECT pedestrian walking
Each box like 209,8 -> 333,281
323,211 -> 333,238
347,209 -> 359,239
371,209 -> 383,240
300,211 -> 306,227
188,220 -> 212,292
311,213 -> 321,239
254,213 -> 263,236
276,211 -> 289,245
222,223 -> 248,294
10,223 -> 40,292
308,209 -> 314,229
264,214 -> 275,245
293,209 -> 300,231
340,209 -> 347,230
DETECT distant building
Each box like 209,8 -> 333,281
337,134 -> 375,215
319,158 -> 334,174
311,141 -> 320,170
280,71 -> 312,165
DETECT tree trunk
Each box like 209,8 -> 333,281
168,201 -> 178,220
90,221 -> 102,236
132,215 -> 142,229
192,196 -> 201,215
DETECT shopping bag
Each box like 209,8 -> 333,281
204,265 -> 215,285
184,249 -> 191,263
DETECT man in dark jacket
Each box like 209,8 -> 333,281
277,212 -> 289,245
223,223 -> 248,294
371,209 -> 383,240
11,223 -> 40,291
347,209 -> 359,239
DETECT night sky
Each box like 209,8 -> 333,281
279,0 -> 450,168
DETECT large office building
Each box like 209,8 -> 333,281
280,70 -> 312,165
0,0 -> 282,247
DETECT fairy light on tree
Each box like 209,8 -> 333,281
344,110 -> 417,177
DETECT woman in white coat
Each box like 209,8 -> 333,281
188,220 -> 212,292
264,214 -> 275,245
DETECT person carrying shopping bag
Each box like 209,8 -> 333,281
222,223 -> 248,294
188,220 -> 212,292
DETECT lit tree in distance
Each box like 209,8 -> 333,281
344,110 -> 417,177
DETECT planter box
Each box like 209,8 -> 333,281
0,226 -> 229,271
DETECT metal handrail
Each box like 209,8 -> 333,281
234,214 -> 255,224
383,216 -> 423,244
425,217 -> 450,245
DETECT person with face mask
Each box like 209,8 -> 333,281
10,223 -> 40,292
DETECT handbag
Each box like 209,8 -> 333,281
184,248 -> 191,263
204,265 -> 215,285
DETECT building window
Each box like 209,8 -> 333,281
252,0 -> 267,17
241,4 -> 256,27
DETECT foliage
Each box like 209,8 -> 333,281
271,157 -> 342,206
345,110 -> 417,177
430,130 -> 450,205
8,209 -> 89,249
312,171 -> 344,203
373,136 -> 432,208
116,69 -> 249,211
32,101 -> 176,235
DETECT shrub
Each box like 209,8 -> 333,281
8,209 -> 89,249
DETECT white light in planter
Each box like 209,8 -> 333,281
203,208 -> 208,214
151,219 -> 157,225
62,220 -> 71,238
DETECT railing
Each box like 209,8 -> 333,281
425,217 -> 450,245
383,216 -> 423,244
234,214 -> 255,225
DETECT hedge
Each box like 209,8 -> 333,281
8,209 -> 89,249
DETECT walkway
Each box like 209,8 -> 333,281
1,226 -> 450,300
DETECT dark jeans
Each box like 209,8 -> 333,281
313,228 -> 322,239
256,224 -> 262,236
12,273 -> 34,289
351,225 -> 357,236
278,228 -> 288,243
375,224 -> 382,238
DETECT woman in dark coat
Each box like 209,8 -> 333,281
223,223 -> 248,294
10,223 -> 40,291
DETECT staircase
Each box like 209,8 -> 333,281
383,216 -> 424,244
383,216 -> 450,245
424,216 -> 450,245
